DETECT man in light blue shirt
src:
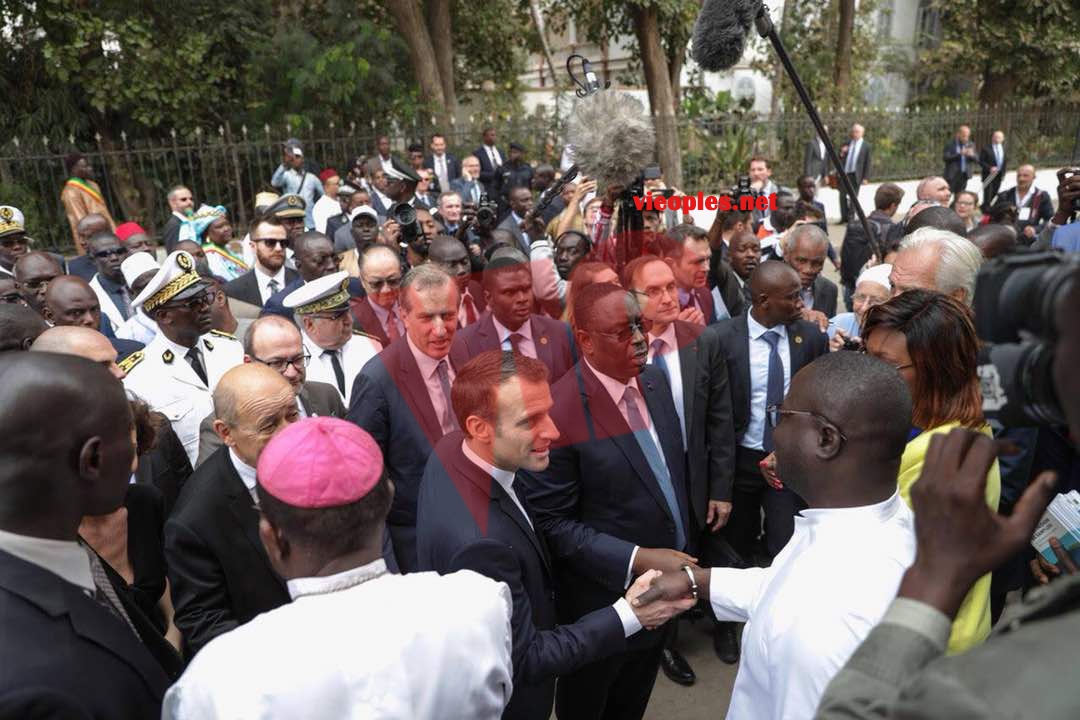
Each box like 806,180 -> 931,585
270,139 -> 323,230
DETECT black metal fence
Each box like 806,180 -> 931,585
2,103 -> 1077,253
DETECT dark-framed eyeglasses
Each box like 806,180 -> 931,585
631,282 -> 678,302
256,238 -> 290,250
0,292 -> 24,304
0,236 -> 28,249
162,290 -> 214,312
21,276 -> 58,290
594,319 -> 646,344
92,247 -> 127,259
365,275 -> 402,291
254,352 -> 310,373
309,308 -> 351,322
766,403 -> 848,443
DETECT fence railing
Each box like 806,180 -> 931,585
1,104 -> 1077,253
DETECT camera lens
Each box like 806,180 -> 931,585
981,342 -> 1064,427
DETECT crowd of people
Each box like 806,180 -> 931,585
0,121 -> 1078,720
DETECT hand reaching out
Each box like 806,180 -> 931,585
626,570 -> 697,630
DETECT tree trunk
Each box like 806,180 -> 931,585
386,0 -> 447,113
424,0 -> 457,115
833,0 -> 855,106
666,43 -> 684,116
978,69 -> 1019,105
528,0 -> 559,89
632,4 -> 682,189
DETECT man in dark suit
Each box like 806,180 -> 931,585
452,155 -> 485,205
495,143 -> 535,210
428,235 -> 487,329
623,255 -> 741,672
165,364 -> 297,656
0,353 -> 181,717
349,243 -> 406,347
162,185 -> 194,253
659,225 -> 717,325
195,315 -> 347,466
223,216 -> 299,309
348,264 -> 462,572
474,126 -> 505,197
450,255 -> 575,382
713,260 -> 828,561
424,132 -> 460,193
784,224 -> 838,327
497,186 -> 534,255
260,230 -> 364,323
978,130 -> 1007,212
995,163 -> 1054,243
802,129 -> 828,183
418,351 -> 692,720
68,214 -> 112,281
943,125 -> 978,196
518,282 -> 699,720
838,123 -> 871,223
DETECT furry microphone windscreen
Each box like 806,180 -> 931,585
691,0 -> 764,72
565,90 -> 656,189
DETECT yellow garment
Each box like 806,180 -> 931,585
899,421 -> 999,655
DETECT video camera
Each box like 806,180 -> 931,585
974,250 -> 1079,427
474,193 -> 499,230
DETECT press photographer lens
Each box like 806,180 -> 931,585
390,202 -> 420,244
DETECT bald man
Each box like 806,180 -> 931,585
165,364 -> 297,656
915,176 -> 951,206
14,251 -> 63,314
0,353 -> 181,717
31,325 -> 124,379
712,261 -> 829,560
44,275 -> 144,360
68,213 -> 112,281
995,164 -> 1054,241
968,223 -> 1017,259
0,303 -> 48,352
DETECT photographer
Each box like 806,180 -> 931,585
1030,168 -> 1080,253
814,265 -> 1080,719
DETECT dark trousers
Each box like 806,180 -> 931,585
725,446 -> 806,561
947,173 -> 970,195
556,639 -> 665,720
838,172 -> 859,222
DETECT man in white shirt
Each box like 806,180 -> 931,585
285,271 -> 382,403
164,416 -> 515,719
424,133 -> 460,193
839,124 -> 871,223
633,350 -> 918,720
223,217 -> 299,309
269,139 -> 323,230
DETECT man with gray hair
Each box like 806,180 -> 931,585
347,263 -> 461,571
784,223 -> 838,329
915,176 -> 952,206
889,227 -> 983,305
163,185 -> 194,252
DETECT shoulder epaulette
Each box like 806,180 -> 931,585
209,329 -> 238,340
118,350 -> 145,374
353,330 -> 380,341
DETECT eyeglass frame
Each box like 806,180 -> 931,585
255,238 -> 291,250
253,351 -> 311,373
92,247 -> 128,259
363,274 -> 402,291
592,318 -> 647,344
630,281 -> 678,302
766,403 -> 848,443
159,289 -> 215,312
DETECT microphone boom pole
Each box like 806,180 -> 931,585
754,6 -> 881,259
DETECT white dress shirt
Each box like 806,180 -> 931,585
379,154 -> 394,173
845,139 -> 862,174
484,144 -> 502,168
313,195 -> 341,234
647,323 -> 686,450
229,449 -> 258,502
458,287 -> 481,328
993,143 -> 1004,168
492,316 -> 537,359
302,330 -> 382,403
432,153 -> 450,191
163,561 -> 515,720
0,528 -> 94,593
742,313 -> 792,451
254,264 -> 288,305
407,335 -> 456,434
712,492 -> 915,720
459,440 -> 644,638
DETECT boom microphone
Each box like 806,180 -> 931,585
565,90 -> 656,188
691,0 -> 764,72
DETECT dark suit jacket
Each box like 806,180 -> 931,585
943,140 -> 976,186
840,141 -> 872,184
712,313 -> 829,441
803,137 -> 827,180
164,446 -> 290,657
450,312 -> 575,383
683,285 -> 717,325
110,336 -> 144,362
348,296 -> 395,348
223,267 -> 300,308
995,186 -> 1055,237
347,338 -> 454,568
670,322 -> 737,514
497,213 -> 530,255
0,547 -> 181,719
473,145 -> 506,194
709,258 -> 748,320
978,144 -> 1007,182
162,214 -> 182,253
451,177 -> 483,204
67,254 -> 96,282
260,276 -> 366,323
518,362 -> 688,650
124,483 -> 168,632
195,381 -> 346,468
423,153 -> 461,186
135,419 -> 192,516
811,275 -> 839,318
418,433 -> 624,720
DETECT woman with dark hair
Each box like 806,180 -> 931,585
862,288 -> 998,654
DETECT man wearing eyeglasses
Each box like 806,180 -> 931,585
712,260 -> 829,563
349,244 -> 406,347
86,230 -> 132,334
224,217 -> 300,310
123,251 -> 245,467
285,271 -> 382,404
195,314 -> 347,467
14,251 -> 63,315
261,231 -> 364,323
630,350 -> 917,720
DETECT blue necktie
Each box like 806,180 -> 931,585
650,338 -> 670,385
959,143 -> 966,174
761,330 -> 784,453
623,385 -> 686,550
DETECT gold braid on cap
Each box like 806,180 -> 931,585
296,279 -> 350,315
144,271 -> 201,312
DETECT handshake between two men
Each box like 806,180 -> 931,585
624,548 -> 703,630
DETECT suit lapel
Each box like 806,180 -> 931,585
734,314 -> 751,405
219,452 -> 286,592
787,322 -> 807,372
493,482 -> 552,578
531,318 -> 557,372
475,314 -> 499,354
395,343 -> 445,445
674,322 -> 699,425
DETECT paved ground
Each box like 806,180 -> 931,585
642,617 -> 739,719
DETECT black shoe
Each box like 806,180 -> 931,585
714,624 -> 740,665
660,648 -> 696,686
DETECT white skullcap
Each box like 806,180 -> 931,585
855,263 -> 892,292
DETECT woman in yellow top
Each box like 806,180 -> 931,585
862,289 -> 996,654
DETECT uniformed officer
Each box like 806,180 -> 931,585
0,205 -> 31,278
284,270 -> 382,403
265,193 -> 307,244
122,250 -> 244,466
